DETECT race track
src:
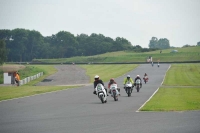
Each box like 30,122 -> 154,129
0,64 -> 200,133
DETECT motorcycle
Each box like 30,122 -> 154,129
125,81 -> 133,97
135,79 -> 141,92
143,76 -> 148,84
110,84 -> 119,101
158,63 -> 160,67
95,83 -> 107,103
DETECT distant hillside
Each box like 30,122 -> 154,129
33,46 -> 200,63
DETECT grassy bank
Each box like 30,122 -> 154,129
140,63 -> 200,111
33,46 -> 200,63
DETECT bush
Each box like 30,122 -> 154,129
0,70 -> 3,84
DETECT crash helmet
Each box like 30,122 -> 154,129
94,75 -> 99,80
110,78 -> 114,83
127,75 -> 130,79
137,75 -> 140,77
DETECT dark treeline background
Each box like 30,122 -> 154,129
0,28 -> 168,62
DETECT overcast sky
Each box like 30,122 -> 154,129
0,0 -> 200,48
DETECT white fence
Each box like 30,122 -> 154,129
19,72 -> 43,86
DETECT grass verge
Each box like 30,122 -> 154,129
163,64 -> 200,86
0,86 -> 79,101
140,63 -> 200,111
140,87 -> 200,111
22,65 -> 58,86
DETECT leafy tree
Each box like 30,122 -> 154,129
0,40 -> 7,65
26,30 -> 44,60
149,37 -> 170,49
197,41 -> 200,46
55,31 -> 78,58
149,37 -> 158,48
76,34 -> 89,56
8,29 -> 29,62
157,38 -> 170,49
0,29 -> 11,41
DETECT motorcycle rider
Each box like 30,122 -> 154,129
134,75 -> 142,88
143,73 -> 148,82
143,73 -> 148,79
93,75 -> 108,96
108,78 -> 120,96
151,61 -> 154,66
123,75 -> 134,89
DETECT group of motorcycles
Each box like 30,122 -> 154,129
95,76 -> 149,104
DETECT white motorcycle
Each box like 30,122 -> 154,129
110,84 -> 119,101
95,83 -> 107,103
125,81 -> 133,97
135,79 -> 141,92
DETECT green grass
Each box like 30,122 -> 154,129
18,65 -> 44,80
33,46 -> 200,63
140,87 -> 200,111
79,64 -> 138,82
140,63 -> 200,111
163,64 -> 200,86
21,65 -> 58,86
0,86 -> 79,101
0,65 -> 81,101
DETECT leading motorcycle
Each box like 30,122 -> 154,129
95,83 -> 107,103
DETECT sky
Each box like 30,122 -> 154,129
0,0 -> 200,48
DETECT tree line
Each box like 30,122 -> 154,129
0,29 -> 137,62
3,28 -> 199,63
0,28 -> 158,62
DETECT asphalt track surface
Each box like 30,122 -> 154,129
0,64 -> 200,133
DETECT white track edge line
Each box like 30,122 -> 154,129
136,64 -> 171,112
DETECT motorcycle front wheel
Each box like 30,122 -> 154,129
99,95 -> 104,103
136,86 -> 140,92
127,89 -> 131,97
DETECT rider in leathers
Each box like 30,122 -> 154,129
134,75 -> 142,88
123,75 -> 134,89
93,75 -> 108,96
108,78 -> 120,96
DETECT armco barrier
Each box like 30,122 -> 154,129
19,72 -> 43,86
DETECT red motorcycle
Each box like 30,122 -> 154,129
143,76 -> 149,84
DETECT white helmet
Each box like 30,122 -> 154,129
137,75 -> 140,77
94,75 -> 99,78
127,75 -> 130,78
94,75 -> 99,80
